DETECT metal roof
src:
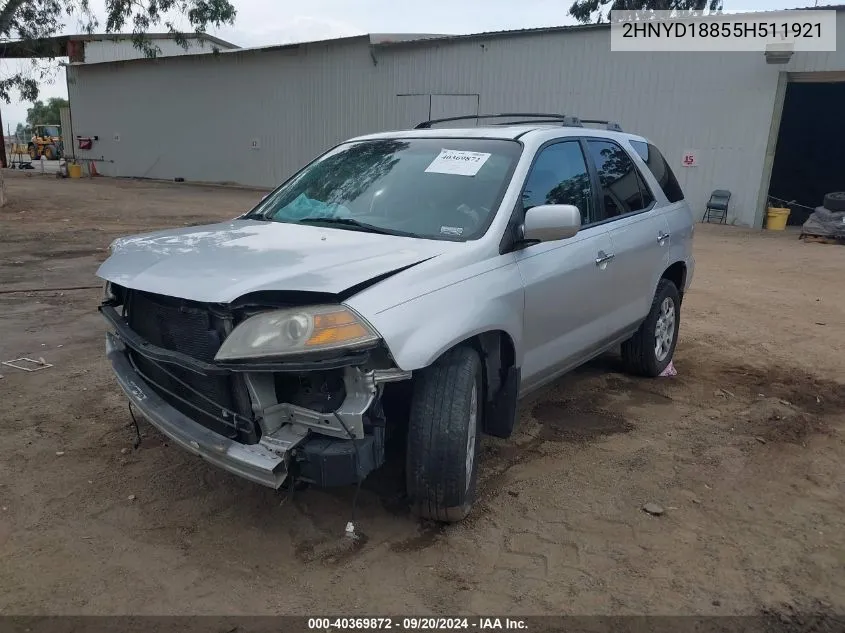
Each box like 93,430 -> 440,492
0,32 -> 239,59
370,23 -> 610,48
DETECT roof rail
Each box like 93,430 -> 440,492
414,113 -> 583,129
494,117 -> 584,126
414,113 -> 623,132
580,119 -> 623,132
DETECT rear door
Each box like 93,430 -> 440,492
515,139 -> 616,393
584,139 -> 671,340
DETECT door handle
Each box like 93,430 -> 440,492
657,231 -> 671,244
595,251 -> 615,266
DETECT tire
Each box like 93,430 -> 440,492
28,145 -> 37,160
406,345 -> 483,523
621,278 -> 681,377
823,192 -> 845,212
44,145 -> 58,160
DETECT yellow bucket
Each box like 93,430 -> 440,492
766,207 -> 790,230
68,163 -> 83,179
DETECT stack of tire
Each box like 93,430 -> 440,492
801,192 -> 845,240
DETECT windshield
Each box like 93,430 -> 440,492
41,126 -> 60,137
247,138 -> 522,241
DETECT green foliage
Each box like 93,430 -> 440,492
568,0 -> 723,24
25,96 -> 68,126
0,0 -> 237,102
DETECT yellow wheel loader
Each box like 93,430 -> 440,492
28,124 -> 63,160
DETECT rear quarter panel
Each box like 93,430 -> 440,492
665,200 -> 696,292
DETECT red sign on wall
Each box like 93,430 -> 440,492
681,150 -> 698,167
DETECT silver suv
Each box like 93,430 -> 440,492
97,113 -> 694,522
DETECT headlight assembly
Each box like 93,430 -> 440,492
214,305 -> 379,361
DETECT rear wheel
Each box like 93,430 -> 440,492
621,278 -> 680,377
44,145 -> 57,160
406,345 -> 482,523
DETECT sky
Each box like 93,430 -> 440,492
2,0 -> 840,132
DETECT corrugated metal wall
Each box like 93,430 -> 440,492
82,38 -> 234,64
59,107 -> 74,159
67,12 -> 845,226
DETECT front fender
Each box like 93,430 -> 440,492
351,261 -> 525,372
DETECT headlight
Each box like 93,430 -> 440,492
214,305 -> 379,361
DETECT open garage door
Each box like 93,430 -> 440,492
767,74 -> 845,225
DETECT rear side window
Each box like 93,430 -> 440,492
630,140 -> 685,203
586,140 -> 654,219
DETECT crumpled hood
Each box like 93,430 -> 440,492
96,219 -> 450,303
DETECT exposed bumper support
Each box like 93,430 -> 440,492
261,365 -> 412,440
106,332 -> 289,488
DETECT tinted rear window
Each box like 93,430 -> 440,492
630,141 -> 685,203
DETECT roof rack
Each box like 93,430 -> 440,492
494,117 -> 581,126
580,119 -> 624,132
415,113 -> 581,129
414,113 -> 622,131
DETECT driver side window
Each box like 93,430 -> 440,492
522,141 -> 595,224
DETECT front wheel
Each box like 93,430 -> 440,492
406,345 -> 482,523
621,278 -> 681,377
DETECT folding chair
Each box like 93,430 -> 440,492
702,190 -> 731,224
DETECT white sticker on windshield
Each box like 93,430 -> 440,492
440,226 -> 464,236
425,150 -> 491,176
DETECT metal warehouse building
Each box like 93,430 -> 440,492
64,10 -> 845,227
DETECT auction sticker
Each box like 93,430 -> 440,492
425,150 -> 491,176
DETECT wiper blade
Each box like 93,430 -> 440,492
298,217 -> 397,235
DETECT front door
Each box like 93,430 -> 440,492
516,140 -> 615,393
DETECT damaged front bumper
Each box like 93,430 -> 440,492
107,332 -> 288,487
105,324 -> 411,490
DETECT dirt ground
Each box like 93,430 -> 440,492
1,172 -> 843,618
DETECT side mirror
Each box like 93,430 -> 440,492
522,204 -> 581,242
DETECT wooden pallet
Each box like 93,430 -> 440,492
800,233 -> 845,245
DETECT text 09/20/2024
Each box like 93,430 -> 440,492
307,618 -> 528,630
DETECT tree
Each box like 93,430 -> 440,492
26,96 -> 68,126
14,121 -> 27,137
569,0 -> 722,24
0,0 -> 238,103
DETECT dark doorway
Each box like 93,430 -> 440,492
768,81 -> 845,225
